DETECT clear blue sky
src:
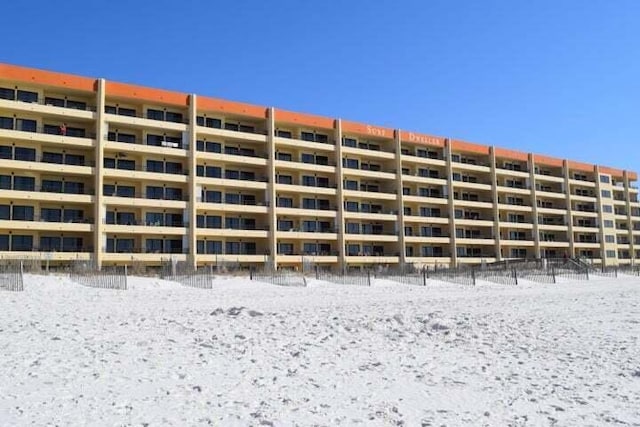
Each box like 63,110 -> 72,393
2,0 -> 639,170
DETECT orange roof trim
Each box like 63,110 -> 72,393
450,139 -> 490,155
106,81 -> 188,106
341,120 -> 394,139
0,63 -> 96,92
399,130 -> 445,147
628,171 -> 638,181
198,96 -> 266,119
567,160 -> 595,173
599,166 -> 624,178
533,154 -> 563,168
494,147 -> 528,162
274,109 -> 334,130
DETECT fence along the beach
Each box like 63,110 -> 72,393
428,266 -> 476,286
0,261 -> 24,292
314,268 -> 371,286
160,261 -> 215,289
69,265 -> 128,290
250,269 -> 307,287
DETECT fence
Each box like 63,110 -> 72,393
315,268 -> 372,286
618,264 -> 640,276
428,266 -> 476,286
250,269 -> 307,287
378,271 -> 427,286
0,261 -> 24,292
69,265 -> 128,290
160,261 -> 215,289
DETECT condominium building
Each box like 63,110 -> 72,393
0,62 -> 638,269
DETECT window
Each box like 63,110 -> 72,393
0,205 -> 9,220
14,147 -> 35,161
11,235 -> 33,251
16,90 -> 38,103
277,175 -> 293,185
165,112 -> 183,123
343,158 -> 359,169
116,186 -> 135,198
605,235 -> 615,243
62,237 -> 83,252
103,158 -> 116,168
224,193 -> 240,204
301,153 -> 315,163
146,160 -> 164,173
14,176 -> 35,191
145,212 -> 163,226
146,239 -> 163,253
302,221 -> 317,232
601,190 -> 611,198
342,137 -> 357,147
277,152 -> 292,161
40,236 -> 61,252
0,117 -> 13,130
278,220 -> 294,231
606,250 -> 616,258
12,205 -> 34,221
63,209 -> 84,222
115,239 -> 135,253
302,176 -> 316,187
604,219 -> 614,228
164,162 -> 182,175
600,175 -> 610,184
165,188 -> 182,201
117,159 -> 135,171
16,119 -> 36,132
276,130 -> 292,138
146,134 -> 164,146
343,180 -> 358,190
146,109 -> 164,121
0,235 -> 8,251
146,186 -> 163,199
0,87 -> 15,100
63,182 -> 84,194
278,243 -> 294,255
277,197 -> 293,208
65,154 -> 85,166
66,100 -> 87,111
205,216 -> 222,229
345,201 -> 358,212
602,205 -> 613,213
203,190 -> 221,203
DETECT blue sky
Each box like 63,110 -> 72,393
2,0 -> 639,170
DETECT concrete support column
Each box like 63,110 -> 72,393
444,139 -> 457,267
563,160 -> 575,258
94,79 -> 106,270
187,94 -> 198,269
624,171 -> 634,264
394,130 -> 406,268
529,154 -> 541,259
593,165 -> 607,265
335,120 -> 346,272
489,147 -> 501,261
266,108 -> 277,271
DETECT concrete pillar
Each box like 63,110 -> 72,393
394,130 -> 406,268
489,147 -> 501,261
266,108 -> 277,271
335,120 -> 346,271
444,139 -> 457,267
187,94 -> 198,269
563,160 -> 575,258
529,154 -> 541,258
94,79 -> 106,270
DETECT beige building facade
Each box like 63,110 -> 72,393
0,63 -> 638,269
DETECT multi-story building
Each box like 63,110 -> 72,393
0,62 -> 638,269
